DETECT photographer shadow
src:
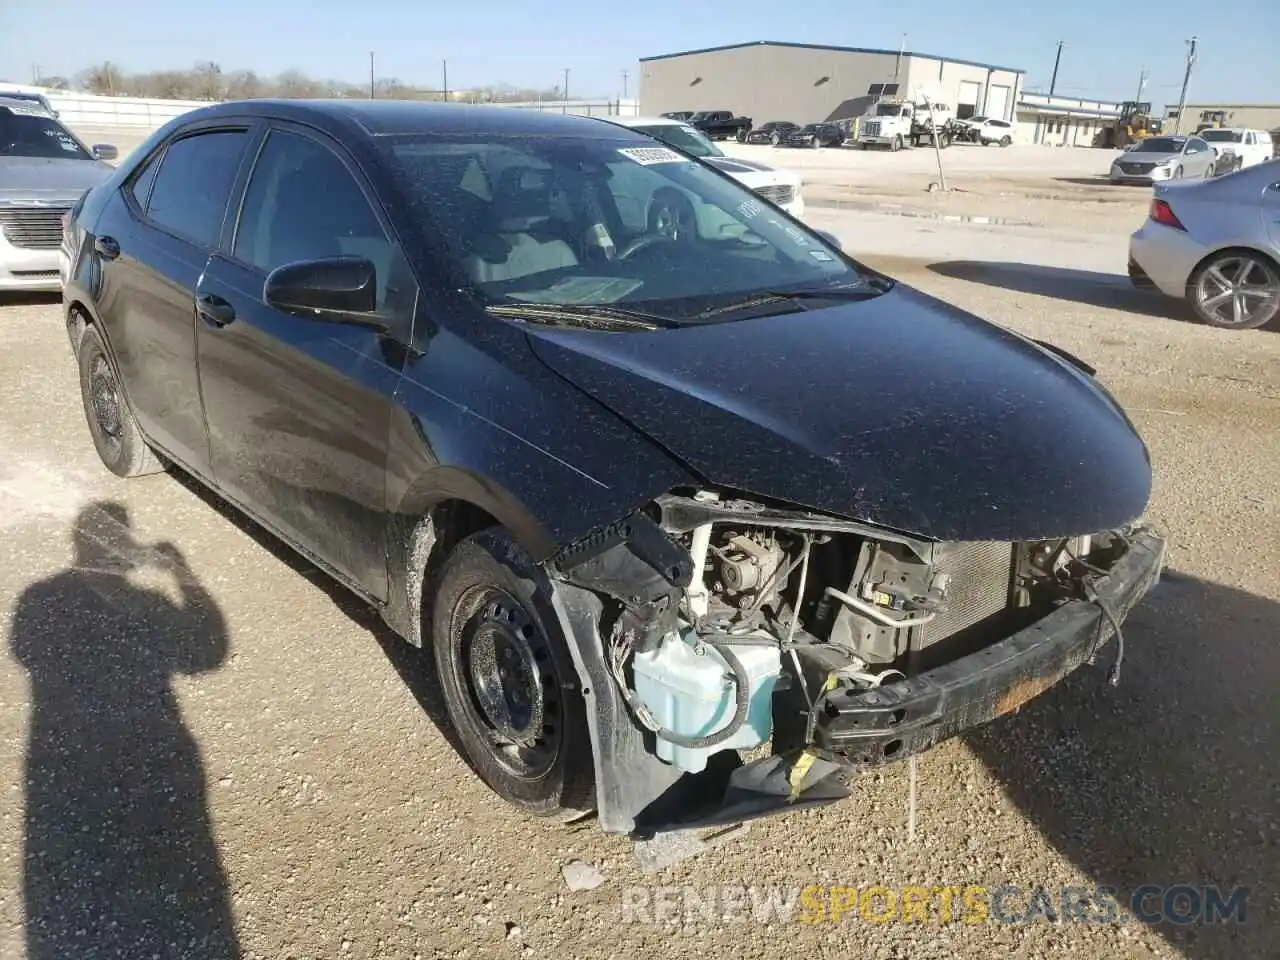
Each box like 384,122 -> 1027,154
10,501 -> 240,959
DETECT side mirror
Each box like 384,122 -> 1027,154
815,229 -> 843,251
92,143 -> 118,161
264,256 -> 386,329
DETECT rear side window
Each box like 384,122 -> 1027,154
146,129 -> 248,247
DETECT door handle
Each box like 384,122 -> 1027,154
196,293 -> 236,328
94,236 -> 120,260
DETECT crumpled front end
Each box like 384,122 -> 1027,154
545,489 -> 1165,837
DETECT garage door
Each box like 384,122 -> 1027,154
986,84 -> 1011,122
957,80 -> 982,119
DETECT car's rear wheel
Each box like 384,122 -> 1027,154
430,529 -> 595,818
1189,251 -> 1280,329
770,132 -> 781,146
77,325 -> 163,478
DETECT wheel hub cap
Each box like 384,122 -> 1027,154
1198,257 -> 1280,327
463,595 -> 550,746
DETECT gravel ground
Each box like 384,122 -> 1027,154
0,133 -> 1276,959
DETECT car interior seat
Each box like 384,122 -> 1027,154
463,165 -> 579,285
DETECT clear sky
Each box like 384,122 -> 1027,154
1,0 -> 1276,107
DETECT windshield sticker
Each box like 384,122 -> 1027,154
508,276 -> 644,305
808,250 -> 834,262
736,198 -> 764,220
617,146 -> 687,166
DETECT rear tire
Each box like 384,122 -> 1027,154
1187,251 -> 1280,330
77,325 -> 163,479
430,529 -> 596,819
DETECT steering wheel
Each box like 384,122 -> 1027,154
616,232 -> 678,260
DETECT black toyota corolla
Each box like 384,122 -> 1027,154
61,100 -> 1166,837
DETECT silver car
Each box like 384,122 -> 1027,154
1128,158 -> 1280,329
1109,135 -> 1216,185
0,97 -> 117,293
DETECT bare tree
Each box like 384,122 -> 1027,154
77,61 -> 125,96
191,61 -> 224,100
61,61 -> 593,103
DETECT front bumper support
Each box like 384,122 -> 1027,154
810,530 -> 1166,765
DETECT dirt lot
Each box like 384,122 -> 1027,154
0,133 -> 1276,959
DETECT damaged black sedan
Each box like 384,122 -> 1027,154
62,100 -> 1166,837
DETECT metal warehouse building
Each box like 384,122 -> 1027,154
639,41 -> 1024,127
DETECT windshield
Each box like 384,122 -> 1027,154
378,133 -> 869,326
1134,137 -> 1185,153
874,104 -> 908,117
1199,129 -> 1243,143
0,107 -> 92,160
629,123 -> 723,159
690,112 -> 715,121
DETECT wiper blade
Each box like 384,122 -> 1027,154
696,279 -> 890,319
486,303 -> 675,331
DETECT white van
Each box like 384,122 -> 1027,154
1197,127 -> 1274,170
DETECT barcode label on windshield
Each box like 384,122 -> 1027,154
617,146 -> 686,165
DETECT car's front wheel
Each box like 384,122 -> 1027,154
430,529 -> 596,819
77,325 -> 163,478
1189,251 -> 1280,329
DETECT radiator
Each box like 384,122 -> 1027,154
922,540 -> 1015,645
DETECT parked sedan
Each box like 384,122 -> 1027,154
0,96 -> 117,292
744,121 -> 799,145
63,99 -> 1164,838
1110,135 -> 1216,184
1128,159 -> 1280,329
777,122 -> 846,148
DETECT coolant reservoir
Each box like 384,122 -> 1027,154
632,627 -> 781,773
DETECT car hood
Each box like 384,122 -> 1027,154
0,156 -> 113,203
1118,152 -> 1179,165
703,155 -> 800,187
525,283 -> 1152,542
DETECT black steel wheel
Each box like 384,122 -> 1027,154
431,529 -> 595,818
77,325 -> 162,478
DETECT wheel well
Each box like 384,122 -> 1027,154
1189,245 -> 1280,283
66,301 -> 91,352
429,498 -> 500,560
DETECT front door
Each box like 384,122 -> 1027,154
195,125 -> 418,600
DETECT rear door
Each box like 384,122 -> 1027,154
92,123 -> 255,474
194,123 -> 418,599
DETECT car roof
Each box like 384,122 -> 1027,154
177,99 -> 650,140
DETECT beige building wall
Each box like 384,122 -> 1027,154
640,44 -> 921,124
1165,103 -> 1280,133
904,57 -> 1023,121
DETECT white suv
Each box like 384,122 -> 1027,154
961,116 -> 1015,146
600,115 -> 805,218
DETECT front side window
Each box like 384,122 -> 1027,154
1200,129 -> 1243,143
146,129 -> 248,247
379,132 -> 874,327
233,128 -> 409,320
0,106 -> 91,160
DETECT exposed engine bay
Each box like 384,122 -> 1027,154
549,487 -> 1163,836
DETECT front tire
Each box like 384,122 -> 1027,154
999,135 -> 1012,147
891,135 -> 902,152
430,529 -> 596,818
77,325 -> 163,478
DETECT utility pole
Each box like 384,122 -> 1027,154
32,64 -> 40,85
442,59 -> 449,102
562,68 -> 569,114
1133,66 -> 1148,103
1173,36 -> 1198,134
1049,40 -> 1064,97
369,52 -> 375,99
894,33 -> 906,82
621,69 -> 629,99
